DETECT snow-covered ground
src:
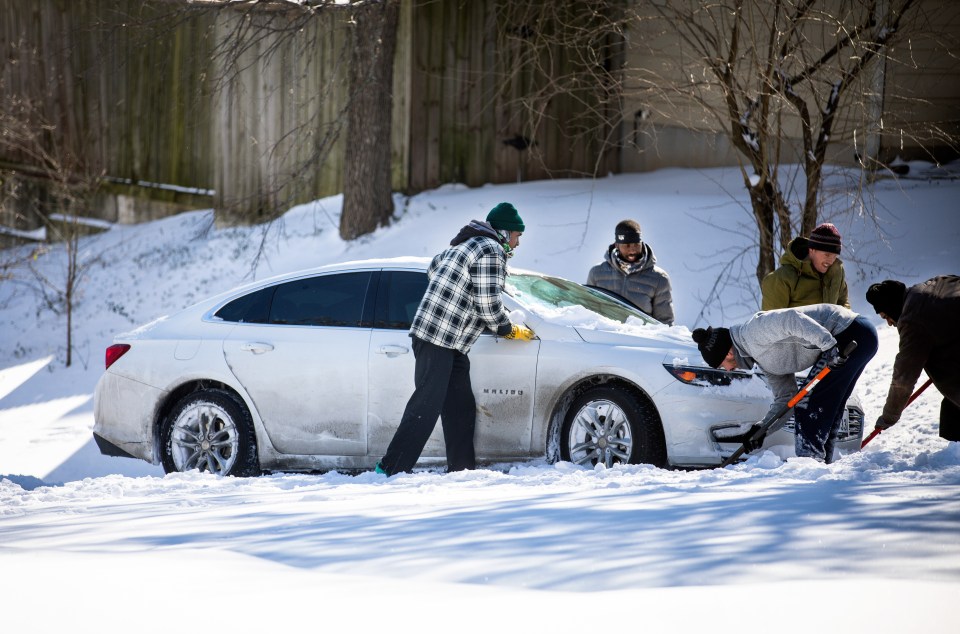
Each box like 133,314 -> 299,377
1,165 -> 958,632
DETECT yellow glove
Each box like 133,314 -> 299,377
505,324 -> 535,341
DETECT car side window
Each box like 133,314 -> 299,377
269,271 -> 374,327
375,271 -> 428,330
214,286 -> 275,323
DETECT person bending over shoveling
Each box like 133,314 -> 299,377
693,304 -> 877,463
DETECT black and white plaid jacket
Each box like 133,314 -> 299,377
410,221 -> 513,353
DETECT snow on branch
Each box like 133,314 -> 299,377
823,80 -> 841,117
739,98 -> 760,152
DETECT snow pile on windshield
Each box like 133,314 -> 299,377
522,303 -> 640,330
528,301 -> 697,344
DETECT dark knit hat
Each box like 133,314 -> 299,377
615,219 -> 642,244
807,222 -> 842,254
692,327 -> 733,369
486,202 -> 525,232
866,280 -> 907,321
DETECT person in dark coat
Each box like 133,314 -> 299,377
376,203 -> 536,476
693,304 -> 878,462
586,219 -> 674,324
760,222 -> 851,311
866,276 -> 960,441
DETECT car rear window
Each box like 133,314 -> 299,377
267,271 -> 373,326
215,271 -> 375,327
214,286 -> 275,323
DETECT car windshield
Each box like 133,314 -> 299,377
505,272 -> 660,326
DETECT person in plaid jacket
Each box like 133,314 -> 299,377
377,203 -> 535,476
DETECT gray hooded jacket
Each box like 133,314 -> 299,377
730,304 -> 857,412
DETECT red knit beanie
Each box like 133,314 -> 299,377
807,222 -> 842,254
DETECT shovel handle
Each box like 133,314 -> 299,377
861,428 -> 881,448
860,378 -> 933,449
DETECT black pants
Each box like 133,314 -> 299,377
940,396 -> 960,441
795,316 -> 878,462
379,337 -> 476,475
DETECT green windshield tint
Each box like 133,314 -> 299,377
505,273 -> 659,325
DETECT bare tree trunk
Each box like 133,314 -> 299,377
66,279 -> 73,367
65,228 -> 78,368
340,0 -> 399,240
750,177 -> 794,282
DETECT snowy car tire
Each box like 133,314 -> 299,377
560,387 -> 666,468
161,389 -> 259,477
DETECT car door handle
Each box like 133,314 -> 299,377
376,345 -> 409,358
240,342 -> 274,354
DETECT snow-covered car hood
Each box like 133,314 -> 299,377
573,323 -> 696,347
571,324 -> 703,365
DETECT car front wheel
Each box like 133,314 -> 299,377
161,389 -> 259,476
560,386 -> 666,468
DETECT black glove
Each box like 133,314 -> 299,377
743,424 -> 766,452
822,345 -> 846,368
875,416 -> 895,431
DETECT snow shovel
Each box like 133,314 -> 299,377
860,378 -> 933,449
719,340 -> 858,468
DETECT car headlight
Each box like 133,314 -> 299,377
663,364 -> 754,387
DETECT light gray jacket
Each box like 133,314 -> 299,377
730,304 -> 857,411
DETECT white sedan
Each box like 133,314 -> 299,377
93,257 -> 863,476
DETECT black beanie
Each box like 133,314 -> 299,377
866,280 -> 907,321
692,327 -> 733,369
615,219 -> 642,244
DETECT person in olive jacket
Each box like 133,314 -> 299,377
761,222 -> 850,311
866,276 -> 960,442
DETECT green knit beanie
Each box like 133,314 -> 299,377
486,202 -> 525,232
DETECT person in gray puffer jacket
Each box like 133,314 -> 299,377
693,304 -> 878,462
586,219 -> 674,324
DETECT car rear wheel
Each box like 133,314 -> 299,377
161,389 -> 259,477
560,386 -> 666,468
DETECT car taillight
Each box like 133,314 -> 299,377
105,344 -> 131,370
